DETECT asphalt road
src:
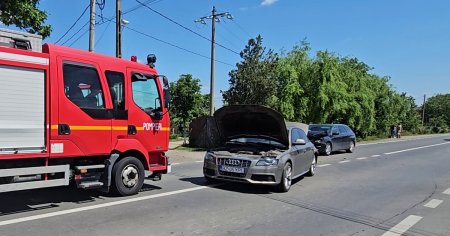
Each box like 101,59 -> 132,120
1,134 -> 450,236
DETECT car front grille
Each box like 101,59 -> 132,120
217,158 -> 251,178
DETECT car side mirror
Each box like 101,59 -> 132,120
162,76 -> 171,108
293,138 -> 306,145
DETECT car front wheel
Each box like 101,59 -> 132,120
277,162 -> 292,192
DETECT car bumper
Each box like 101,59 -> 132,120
203,159 -> 283,185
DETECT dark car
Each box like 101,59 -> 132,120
307,124 -> 356,156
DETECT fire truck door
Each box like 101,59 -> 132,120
57,60 -> 112,156
127,70 -> 167,155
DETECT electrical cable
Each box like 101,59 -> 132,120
136,0 -> 240,56
55,4 -> 90,44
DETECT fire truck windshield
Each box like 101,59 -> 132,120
131,73 -> 162,114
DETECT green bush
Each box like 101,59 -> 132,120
169,133 -> 178,140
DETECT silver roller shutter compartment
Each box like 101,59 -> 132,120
0,65 -> 45,153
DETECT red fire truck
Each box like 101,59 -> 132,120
0,29 -> 171,196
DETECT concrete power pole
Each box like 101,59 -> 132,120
195,6 -> 232,116
89,0 -> 95,52
116,0 -> 122,58
422,94 -> 426,127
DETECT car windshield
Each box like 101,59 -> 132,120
227,137 -> 285,148
309,125 -> 332,133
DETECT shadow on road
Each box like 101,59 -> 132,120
178,176 -> 306,195
0,183 -> 161,217
443,138 -> 450,142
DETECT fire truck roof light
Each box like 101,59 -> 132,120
131,56 -> 137,62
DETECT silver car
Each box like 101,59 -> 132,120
203,105 -> 318,192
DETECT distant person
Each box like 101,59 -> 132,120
390,125 -> 395,138
397,124 -> 403,138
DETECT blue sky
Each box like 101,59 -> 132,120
9,0 -> 450,107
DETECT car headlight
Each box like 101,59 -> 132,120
256,157 -> 279,166
204,153 -> 215,162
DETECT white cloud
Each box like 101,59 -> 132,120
261,0 -> 278,6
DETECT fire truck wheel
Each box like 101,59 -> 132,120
112,156 -> 145,196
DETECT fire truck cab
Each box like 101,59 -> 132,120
0,29 -> 171,196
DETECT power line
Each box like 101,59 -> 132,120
55,4 -> 90,44
125,25 -> 234,67
61,21 -> 89,46
61,0 -> 158,46
135,0 -> 240,56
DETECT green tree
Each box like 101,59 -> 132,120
424,94 -> 450,128
222,35 -> 278,105
0,0 -> 51,38
170,74 -> 207,143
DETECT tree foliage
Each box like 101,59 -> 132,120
424,94 -> 450,132
0,0 -> 51,38
170,74 -> 207,133
222,36 -> 424,137
222,35 -> 278,105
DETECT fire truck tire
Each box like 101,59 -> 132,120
111,156 -> 145,196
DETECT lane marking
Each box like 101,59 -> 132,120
381,215 -> 422,236
384,142 -> 450,155
338,160 -> 350,164
424,199 -> 443,208
171,163 -> 180,165
371,155 -> 381,157
195,161 -> 204,163
443,188 -> 450,195
317,164 -> 331,167
0,186 -> 211,227
356,157 -> 368,160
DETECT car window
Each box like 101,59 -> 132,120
298,129 -> 309,142
332,126 -> 339,134
338,126 -> 347,134
291,128 -> 301,143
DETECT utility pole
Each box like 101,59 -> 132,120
88,0 -> 95,52
116,0 -> 122,58
195,6 -> 232,116
422,94 -> 426,127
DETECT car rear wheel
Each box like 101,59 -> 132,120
346,141 -> 355,153
277,162 -> 292,192
306,156 -> 317,177
324,142 -> 332,156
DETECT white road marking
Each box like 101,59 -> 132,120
358,139 -> 407,146
356,157 -> 368,160
424,199 -> 443,208
195,161 -> 204,163
338,160 -> 350,164
171,163 -> 180,165
371,155 -> 381,157
317,164 -> 331,167
443,188 -> 450,195
0,186 -> 212,227
381,215 -> 422,236
384,142 -> 450,155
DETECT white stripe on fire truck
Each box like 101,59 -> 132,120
0,52 -> 49,65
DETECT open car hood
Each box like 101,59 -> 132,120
307,130 -> 329,140
214,105 -> 289,147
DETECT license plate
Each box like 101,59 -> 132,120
219,165 -> 245,173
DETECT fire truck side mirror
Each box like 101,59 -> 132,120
162,76 -> 171,109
